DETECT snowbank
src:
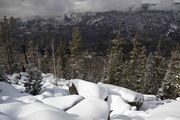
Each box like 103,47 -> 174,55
98,83 -> 144,105
70,79 -> 108,100
111,115 -> 132,120
67,98 -> 110,120
41,74 -> 70,96
19,110 -> 77,120
42,95 -> 84,110
0,113 -> 12,120
0,102 -> 24,118
147,100 -> 180,120
108,95 -> 131,116
0,82 -> 27,98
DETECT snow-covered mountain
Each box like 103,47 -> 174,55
14,10 -> 180,55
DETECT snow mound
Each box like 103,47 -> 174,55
0,100 -> 78,120
42,95 -> 84,110
19,110 -> 77,120
98,83 -> 144,104
0,102 -> 24,118
111,115 -> 132,120
67,98 -> 109,120
16,102 -> 62,117
15,95 -> 39,103
0,113 -> 12,120
70,79 -> 108,100
41,74 -> 69,96
0,82 -> 27,98
147,100 -> 180,120
108,95 -> 131,116
164,117 -> 180,120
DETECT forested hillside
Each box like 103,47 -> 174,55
0,11 -> 180,97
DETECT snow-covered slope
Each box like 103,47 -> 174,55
1,73 -> 180,120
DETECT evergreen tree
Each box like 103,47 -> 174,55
70,28 -> 82,55
0,65 -> 6,81
127,33 -> 147,92
144,52 -> 167,94
107,33 -> 125,85
0,16 -> 16,74
27,40 -> 38,66
24,64 -> 43,95
161,44 -> 180,99
57,40 -> 68,79
69,28 -> 83,79
41,48 -> 51,73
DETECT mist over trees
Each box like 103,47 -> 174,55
0,16 -> 179,99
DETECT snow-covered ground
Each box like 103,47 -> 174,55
0,73 -> 180,120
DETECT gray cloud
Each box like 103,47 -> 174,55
150,0 -> 177,10
0,0 -> 179,18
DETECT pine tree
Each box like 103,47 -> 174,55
0,65 -> 6,81
144,52 -> 167,94
41,48 -> 51,73
57,40 -> 68,79
0,16 -> 16,74
70,28 -> 82,55
127,33 -> 147,92
107,33 -> 125,85
161,44 -> 180,99
24,64 -> 43,95
27,40 -> 38,66
69,28 -> 83,79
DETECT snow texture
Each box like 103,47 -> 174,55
70,79 -> 108,100
98,82 -> 144,104
1,74 -> 180,120
67,98 -> 110,120
42,95 -> 84,110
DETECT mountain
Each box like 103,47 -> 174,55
14,10 -> 180,56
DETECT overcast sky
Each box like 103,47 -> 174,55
0,0 -> 177,18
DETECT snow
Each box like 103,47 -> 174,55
108,95 -> 131,116
70,79 -> 108,100
19,110 -> 77,120
67,98 -> 110,120
15,95 -> 39,103
42,95 -> 84,110
111,115 -> 132,120
0,113 -> 12,120
146,100 -> 180,120
1,74 -> 180,120
0,82 -> 27,98
98,82 -> 144,104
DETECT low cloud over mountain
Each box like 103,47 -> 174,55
0,0 -> 179,17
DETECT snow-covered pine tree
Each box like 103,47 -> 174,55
161,44 -> 180,99
127,33 -> 147,92
107,33 -> 125,85
24,64 -> 43,95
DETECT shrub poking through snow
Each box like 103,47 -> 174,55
24,64 -> 43,95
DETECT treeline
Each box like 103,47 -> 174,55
106,33 -> 180,99
0,16 -> 179,99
